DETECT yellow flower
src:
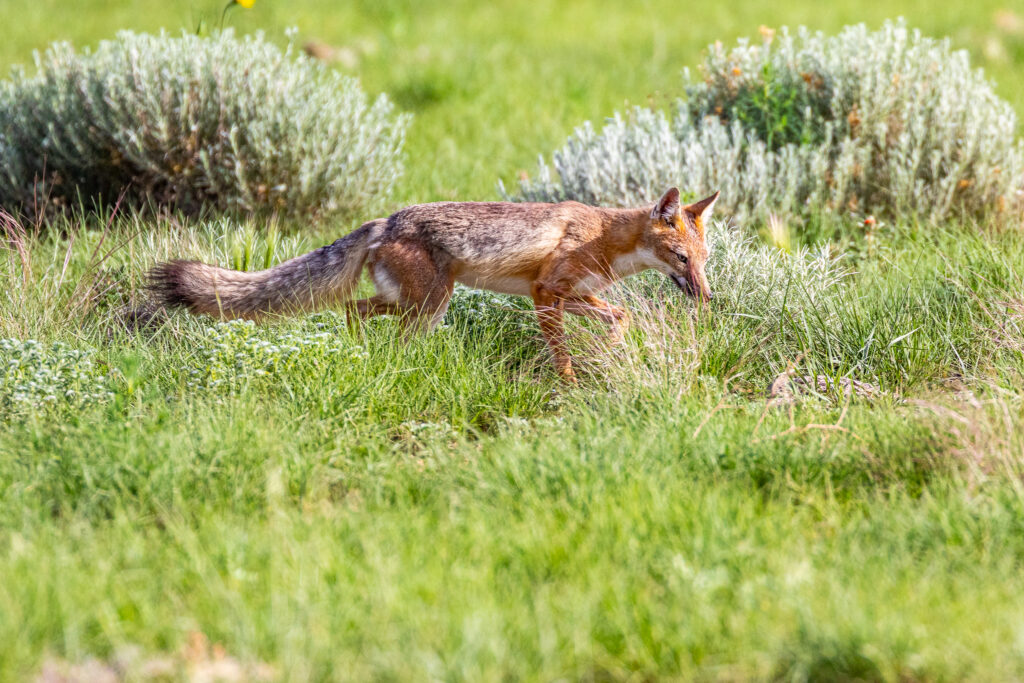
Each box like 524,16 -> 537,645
235,0 -> 255,7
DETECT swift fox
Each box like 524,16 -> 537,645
150,187 -> 719,381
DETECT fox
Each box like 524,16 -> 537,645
149,187 -> 719,382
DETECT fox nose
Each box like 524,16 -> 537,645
706,290 -> 714,301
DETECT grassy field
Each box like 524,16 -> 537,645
2,1 -> 1024,681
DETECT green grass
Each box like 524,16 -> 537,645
3,1 -> 1024,681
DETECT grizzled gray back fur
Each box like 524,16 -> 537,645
150,219 -> 385,318
382,201 -> 587,274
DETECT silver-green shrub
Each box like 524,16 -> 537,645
0,30 -> 409,221
510,20 -> 1024,225
186,318 -> 368,392
0,339 -> 114,416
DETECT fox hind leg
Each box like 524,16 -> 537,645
350,296 -> 405,319
349,244 -> 453,332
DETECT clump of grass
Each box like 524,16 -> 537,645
572,221 -> 850,392
0,206 -> 137,338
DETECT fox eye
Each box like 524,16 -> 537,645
676,253 -> 688,264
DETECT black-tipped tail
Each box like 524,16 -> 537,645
148,260 -> 204,312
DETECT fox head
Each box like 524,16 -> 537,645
642,187 -> 719,301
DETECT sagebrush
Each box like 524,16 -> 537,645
0,30 -> 409,222
0,338 -> 113,417
511,20 -> 1024,226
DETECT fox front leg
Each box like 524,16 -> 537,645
563,295 -> 630,345
531,283 -> 576,384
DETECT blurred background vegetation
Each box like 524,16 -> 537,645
3,0 -> 1021,206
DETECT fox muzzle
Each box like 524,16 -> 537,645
669,274 -> 712,302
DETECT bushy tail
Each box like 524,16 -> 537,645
149,220 -> 382,319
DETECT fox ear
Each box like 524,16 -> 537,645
684,191 -> 720,223
651,187 -> 681,224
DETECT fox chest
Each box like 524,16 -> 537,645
573,248 -> 663,295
